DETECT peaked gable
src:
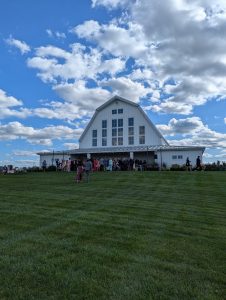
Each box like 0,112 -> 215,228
79,95 -> 169,146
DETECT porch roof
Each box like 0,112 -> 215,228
37,145 -> 205,156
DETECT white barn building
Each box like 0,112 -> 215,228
38,96 -> 205,169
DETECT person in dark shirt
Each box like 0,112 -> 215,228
196,156 -> 201,170
186,157 -> 191,171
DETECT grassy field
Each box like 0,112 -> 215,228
0,171 -> 225,300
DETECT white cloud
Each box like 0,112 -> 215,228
0,122 -> 83,146
6,36 -> 31,54
27,43 -> 126,83
74,21 -> 149,58
100,77 -> 151,102
46,29 -> 66,39
54,80 -> 111,112
157,117 -> 226,148
13,150 -> 37,157
0,89 -> 32,119
63,143 -> 79,150
0,89 -> 22,107
157,117 -> 205,135
72,0 -> 226,114
91,0 -> 131,9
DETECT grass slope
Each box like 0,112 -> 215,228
0,171 -> 225,299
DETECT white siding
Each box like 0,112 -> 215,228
80,99 -> 164,149
156,149 -> 203,167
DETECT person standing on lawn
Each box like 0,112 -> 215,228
84,159 -> 93,182
76,160 -> 83,183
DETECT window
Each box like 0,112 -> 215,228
139,126 -> 145,145
112,119 -> 117,128
128,117 -> 134,145
128,117 -> 134,126
178,155 -> 183,159
102,129 -> 107,137
172,155 -> 177,159
118,137 -> 123,145
102,120 -> 107,128
92,129 -> 97,147
112,118 -> 123,146
102,138 -> 107,146
118,108 -> 123,114
118,128 -> 123,136
112,137 -> 117,146
112,128 -> 117,136
112,109 -> 117,114
128,136 -> 134,145
101,120 -> 107,146
118,119 -> 123,127
128,127 -> 134,135
139,136 -> 145,144
92,130 -> 97,138
139,126 -> 145,135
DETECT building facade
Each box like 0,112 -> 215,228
38,96 -> 205,169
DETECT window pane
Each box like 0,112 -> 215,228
112,109 -> 117,114
112,128 -> 117,136
92,130 -> 97,138
118,108 -> 123,114
118,119 -> 123,127
118,128 -> 123,136
92,139 -> 97,146
172,155 -> 177,159
118,137 -> 123,145
102,138 -> 107,146
139,136 -> 145,144
112,119 -> 117,127
128,117 -> 134,126
112,137 -> 117,146
139,126 -> 145,135
102,129 -> 107,137
128,136 -> 134,145
102,120 -> 107,128
128,127 -> 134,135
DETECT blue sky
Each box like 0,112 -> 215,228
0,0 -> 226,167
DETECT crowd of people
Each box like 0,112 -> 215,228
42,157 -> 148,173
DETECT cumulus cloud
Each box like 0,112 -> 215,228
0,122 -> 83,146
157,117 -> 206,135
27,43 -> 126,83
74,21 -> 149,59
63,143 -> 79,149
6,36 -> 31,54
73,0 -> 226,114
0,89 -> 22,107
0,89 -> 31,119
100,77 -> 151,102
53,80 -> 111,112
157,117 -> 226,148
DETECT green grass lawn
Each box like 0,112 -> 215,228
0,171 -> 225,300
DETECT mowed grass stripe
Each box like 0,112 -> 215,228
0,171 -> 225,299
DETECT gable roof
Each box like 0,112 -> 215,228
79,95 -> 169,145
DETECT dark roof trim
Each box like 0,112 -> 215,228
37,145 -> 205,156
